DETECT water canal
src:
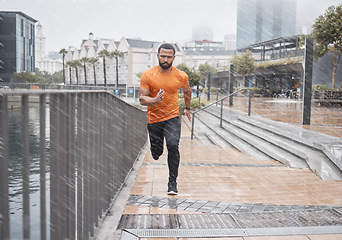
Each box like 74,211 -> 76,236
8,107 -> 50,240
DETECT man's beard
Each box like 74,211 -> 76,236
159,61 -> 173,69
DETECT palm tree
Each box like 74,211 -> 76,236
74,60 -> 82,85
98,49 -> 110,86
109,50 -> 124,87
80,57 -> 89,85
66,61 -> 73,85
59,48 -> 68,85
68,60 -> 82,85
89,57 -> 99,86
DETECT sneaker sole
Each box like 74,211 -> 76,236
167,191 -> 178,195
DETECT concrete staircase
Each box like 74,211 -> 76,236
188,106 -> 342,181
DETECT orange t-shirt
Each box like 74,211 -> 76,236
140,65 -> 189,124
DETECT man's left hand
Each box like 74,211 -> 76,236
184,109 -> 191,122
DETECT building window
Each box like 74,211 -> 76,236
20,19 -> 24,36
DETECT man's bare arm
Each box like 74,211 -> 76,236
183,84 -> 192,108
139,88 -> 164,106
182,84 -> 192,121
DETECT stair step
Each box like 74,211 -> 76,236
198,109 -> 304,165
214,125 -> 271,160
192,105 -> 342,180
229,119 -> 309,160
220,124 -> 308,169
195,115 -> 232,149
196,111 -> 273,160
227,119 -> 342,179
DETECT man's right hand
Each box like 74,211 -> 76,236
154,89 -> 165,103
139,87 -> 164,106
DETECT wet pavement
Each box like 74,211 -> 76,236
227,97 -> 342,138
98,97 -> 342,240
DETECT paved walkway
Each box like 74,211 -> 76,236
97,121 -> 342,240
97,97 -> 342,240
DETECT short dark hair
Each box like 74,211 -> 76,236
158,43 -> 176,55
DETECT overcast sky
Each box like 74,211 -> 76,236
1,0 -> 341,52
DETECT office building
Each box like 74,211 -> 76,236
236,0 -> 296,50
0,11 -> 37,82
224,34 -> 236,51
35,23 -> 63,74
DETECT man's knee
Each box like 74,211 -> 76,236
166,142 -> 179,154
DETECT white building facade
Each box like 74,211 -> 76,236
183,40 -> 234,70
64,33 -> 234,87
35,23 -> 63,74
65,33 -> 185,87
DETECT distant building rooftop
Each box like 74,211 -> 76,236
237,35 -> 301,53
126,38 -> 161,49
0,11 -> 37,23
183,47 -> 234,56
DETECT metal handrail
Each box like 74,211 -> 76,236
0,90 -> 147,240
190,89 -> 245,139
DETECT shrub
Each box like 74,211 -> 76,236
210,87 -> 218,93
203,87 -> 218,93
312,84 -> 330,91
178,97 -> 202,114
234,87 -> 260,94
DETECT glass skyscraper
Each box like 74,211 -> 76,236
0,11 -> 37,82
236,0 -> 296,50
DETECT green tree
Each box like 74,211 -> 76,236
13,71 -> 42,83
98,49 -> 110,86
231,50 -> 255,87
34,69 -> 50,84
89,57 -> 99,86
109,49 -> 124,87
198,63 -> 217,89
59,48 -> 68,85
13,69 -> 66,85
35,68 -> 64,84
80,57 -> 89,85
50,70 -> 64,84
177,63 -> 201,87
311,4 -> 342,89
198,63 -> 217,77
136,72 -> 143,79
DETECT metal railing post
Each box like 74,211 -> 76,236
77,93 -> 85,240
191,112 -> 195,140
216,91 -> 219,106
66,93 -> 76,239
22,94 -> 30,240
220,99 -> 224,128
40,94 -> 47,240
0,94 -> 10,240
50,94 -> 58,240
248,90 -> 252,116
